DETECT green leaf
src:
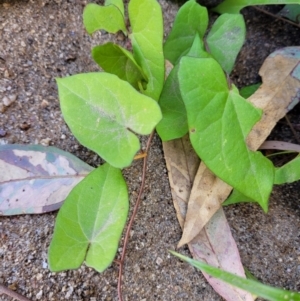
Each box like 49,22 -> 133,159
171,251 -> 300,301
92,42 -> 147,89
105,0 -> 124,17
157,34 -> 210,141
83,3 -> 127,35
213,0 -> 300,14
128,0 -> 164,100
57,73 -> 162,169
274,155 -> 300,184
206,13 -> 246,74
163,0 -> 208,65
48,163 -> 128,272
178,57 -> 274,211
239,83 -> 261,99
223,189 -> 255,206
278,4 -> 300,23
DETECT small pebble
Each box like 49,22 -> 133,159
4,69 -> 10,78
156,257 -> 163,265
3,94 -> 17,106
40,138 -> 51,146
0,129 -> 7,137
41,99 -> 49,108
0,103 -> 6,113
36,290 -> 43,299
8,283 -> 17,291
19,122 -> 31,130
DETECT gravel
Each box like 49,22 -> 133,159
1,1 -> 300,300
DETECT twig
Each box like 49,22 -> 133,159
117,131 -> 155,301
253,6 -> 300,29
285,115 -> 300,144
0,283 -> 32,301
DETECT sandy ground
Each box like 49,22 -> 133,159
1,1 -> 300,300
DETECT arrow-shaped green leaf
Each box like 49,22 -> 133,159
206,13 -> 246,74
57,73 -> 162,169
83,3 -> 127,35
128,0 -> 164,100
157,34 -> 210,141
178,57 -> 274,211
92,42 -> 147,89
275,155 -> 300,185
213,0 -> 300,15
48,163 -> 128,272
163,0 -> 208,65
104,0 -> 124,17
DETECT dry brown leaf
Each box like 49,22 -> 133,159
162,135 -> 200,227
163,138 -> 253,301
178,47 -> 300,247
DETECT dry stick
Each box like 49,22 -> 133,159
253,6 -> 300,29
285,115 -> 300,144
0,283 -> 32,301
117,131 -> 155,301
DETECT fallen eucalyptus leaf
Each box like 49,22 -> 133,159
57,72 -> 162,169
48,163 -> 128,273
163,137 -> 253,301
0,144 -> 93,215
259,141 -> 300,152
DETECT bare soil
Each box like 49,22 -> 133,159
0,1 -> 300,300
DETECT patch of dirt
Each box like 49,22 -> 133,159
0,1 -> 300,300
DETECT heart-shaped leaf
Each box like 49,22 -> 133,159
157,34 -> 210,141
104,0 -> 124,17
0,144 -> 93,215
163,0 -> 208,65
57,73 -> 162,169
128,0 -> 164,100
48,163 -> 128,272
206,13 -> 246,74
83,3 -> 127,35
178,57 -> 274,211
92,42 -> 147,89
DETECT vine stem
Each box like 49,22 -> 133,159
117,131 -> 155,301
0,283 -> 32,301
253,6 -> 300,29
